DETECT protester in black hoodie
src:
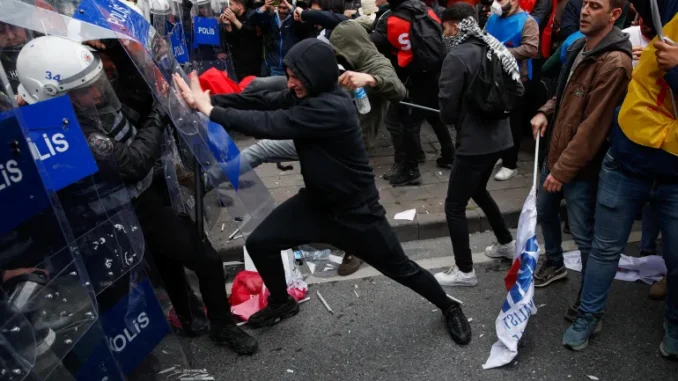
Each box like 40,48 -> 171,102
173,38 -> 472,346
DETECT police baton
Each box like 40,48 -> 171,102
399,101 -> 440,114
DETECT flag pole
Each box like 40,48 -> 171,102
533,135 -> 540,190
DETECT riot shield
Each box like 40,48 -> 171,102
71,0 -> 276,239
187,0 -> 238,81
0,2 -> 195,379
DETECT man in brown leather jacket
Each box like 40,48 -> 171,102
528,0 -> 632,319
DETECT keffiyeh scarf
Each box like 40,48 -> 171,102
443,16 -> 521,82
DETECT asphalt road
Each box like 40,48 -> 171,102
179,232 -> 675,381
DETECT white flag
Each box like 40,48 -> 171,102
483,136 -> 542,369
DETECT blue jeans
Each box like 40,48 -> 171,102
640,203 -> 661,254
580,150 -> 678,326
537,164 -> 597,273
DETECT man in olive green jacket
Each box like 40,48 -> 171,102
240,19 -> 405,167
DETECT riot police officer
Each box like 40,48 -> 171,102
15,35 -> 258,355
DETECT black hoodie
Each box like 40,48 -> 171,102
209,39 -> 378,211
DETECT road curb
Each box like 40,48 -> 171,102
216,205 -> 525,261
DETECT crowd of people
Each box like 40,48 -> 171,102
0,0 -> 676,366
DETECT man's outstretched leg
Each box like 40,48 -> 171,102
330,200 -> 472,344
245,193 -> 334,327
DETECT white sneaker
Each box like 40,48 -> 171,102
494,167 -> 517,181
434,267 -> 478,287
485,241 -> 516,259
494,159 -> 503,168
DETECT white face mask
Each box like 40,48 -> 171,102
491,1 -> 503,16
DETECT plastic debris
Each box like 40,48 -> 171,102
220,223 -> 225,232
353,290 -> 359,298
587,376 -> 599,381
287,369 -> 294,374
467,317 -> 473,322
394,209 -> 416,221
479,334 -> 484,338
316,291 -> 333,314
537,304 -> 547,308
432,309 -> 438,312
446,294 -> 464,305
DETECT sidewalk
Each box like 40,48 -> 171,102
213,124 -> 536,258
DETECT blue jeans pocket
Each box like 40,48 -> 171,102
597,152 -> 623,209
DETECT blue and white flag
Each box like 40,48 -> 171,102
483,137 -> 541,369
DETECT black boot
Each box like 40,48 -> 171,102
209,322 -> 258,355
383,161 -> 403,181
389,164 -> 422,187
170,292 -> 209,337
436,156 -> 454,169
444,304 -> 472,345
248,296 -> 300,328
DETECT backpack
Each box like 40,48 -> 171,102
396,8 -> 446,73
465,43 -> 525,120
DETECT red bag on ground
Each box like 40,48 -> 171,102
229,270 -> 308,321
198,67 -> 242,95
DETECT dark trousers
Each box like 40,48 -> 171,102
135,186 -> 232,324
501,94 -> 525,170
445,153 -> 513,273
246,192 -> 454,311
385,77 -> 454,166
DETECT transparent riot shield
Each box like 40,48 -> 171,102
71,0 -> 276,240
0,2 -> 196,379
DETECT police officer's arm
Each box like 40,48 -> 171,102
211,89 -> 295,111
508,17 -> 539,60
87,105 -> 167,183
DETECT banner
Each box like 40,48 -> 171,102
193,16 -> 220,47
20,95 -> 99,192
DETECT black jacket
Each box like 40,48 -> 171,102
439,38 -> 514,156
209,39 -> 378,210
223,8 -> 262,80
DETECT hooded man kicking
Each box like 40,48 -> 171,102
173,38 -> 472,345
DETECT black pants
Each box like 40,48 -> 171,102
385,77 -> 454,166
135,186 -> 232,324
246,192 -> 454,311
445,153 -> 513,273
500,93 -> 526,170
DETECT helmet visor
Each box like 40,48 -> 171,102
68,72 -> 122,117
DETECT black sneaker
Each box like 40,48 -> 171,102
443,304 -> 472,345
534,261 -> 568,288
564,291 -> 581,323
383,162 -> 402,181
436,156 -> 454,169
248,296 -> 300,328
390,167 -> 422,187
209,323 -> 258,355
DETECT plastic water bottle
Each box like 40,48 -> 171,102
354,87 -> 371,114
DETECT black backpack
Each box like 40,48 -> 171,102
395,8 -> 446,74
465,43 -> 525,120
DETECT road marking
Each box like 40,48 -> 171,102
224,231 -> 642,290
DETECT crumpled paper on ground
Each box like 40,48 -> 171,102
563,250 -> 666,284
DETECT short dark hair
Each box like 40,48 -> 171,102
441,2 -> 477,23
608,0 -> 626,11
316,0 -> 345,13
